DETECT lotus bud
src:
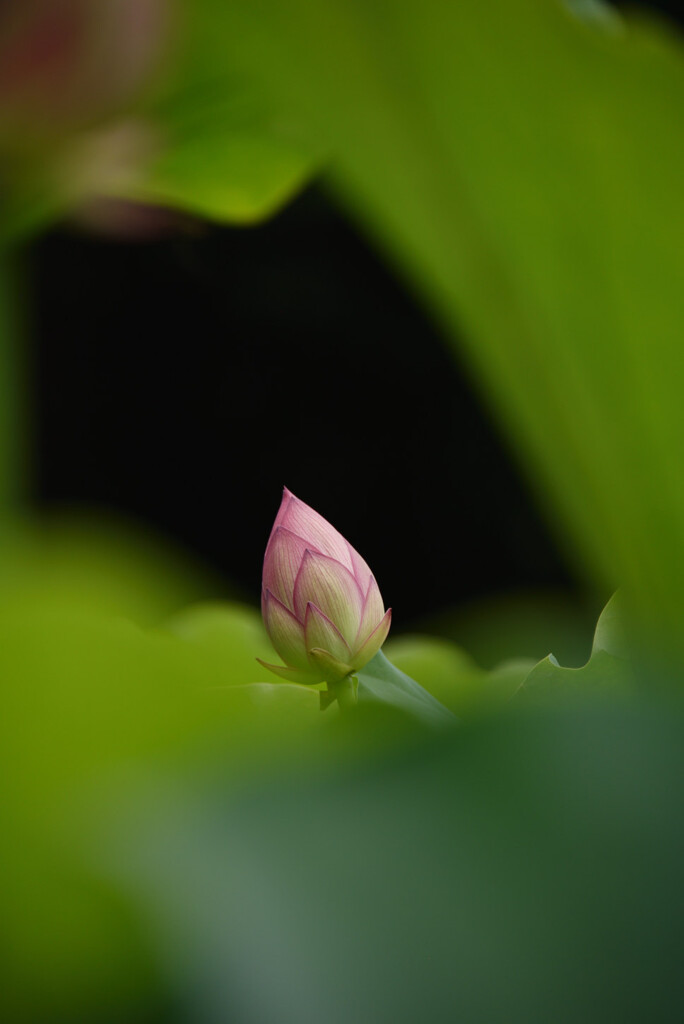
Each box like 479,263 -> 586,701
258,488 -> 391,686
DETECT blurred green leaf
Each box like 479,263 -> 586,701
199,0 -> 684,650
590,589 -> 631,661
0,587 -> 322,1021
521,591 -> 635,694
127,3 -> 323,223
0,12 -> 321,240
108,690 -> 684,1024
387,596 -> 636,710
421,590 -> 596,670
521,645 -> 629,694
0,512 -> 220,624
385,633 -> 532,714
0,159 -> 69,245
0,254 -> 24,514
165,600 -> 275,679
124,76 -> 322,224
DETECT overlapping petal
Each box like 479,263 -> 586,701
262,589 -> 309,670
308,647 -> 353,683
263,526 -> 309,610
356,575 -> 385,644
348,545 -> 373,594
304,602 -> 352,665
352,608 -> 392,668
277,488 -> 354,572
293,549 -> 364,645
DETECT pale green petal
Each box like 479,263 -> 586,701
308,647 -> 353,684
256,658 -> 322,685
352,609 -> 392,671
293,550 -> 363,645
356,575 -> 385,646
304,603 -> 352,665
263,590 -> 308,670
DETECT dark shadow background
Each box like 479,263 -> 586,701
28,185 -> 577,628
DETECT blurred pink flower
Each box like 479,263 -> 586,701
259,488 -> 391,685
0,0 -> 169,141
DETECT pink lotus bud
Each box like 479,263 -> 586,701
258,488 -> 391,685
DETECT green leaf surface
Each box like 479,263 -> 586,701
356,648 -> 455,725
520,591 -> 635,694
385,633 -> 533,714
133,3 -> 323,222
124,79 -> 321,224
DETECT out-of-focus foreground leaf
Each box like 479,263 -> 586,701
0,531 -> 325,1022
0,255 -> 23,513
106,691 -> 684,1024
0,513 -> 220,623
196,0 -> 684,651
385,633 -> 533,715
122,57 -> 321,224
0,4 -> 320,242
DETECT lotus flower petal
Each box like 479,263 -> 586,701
272,486 -> 294,532
304,602 -> 352,666
262,589 -> 309,670
348,545 -> 373,594
353,608 -> 392,669
308,647 -> 353,683
255,658 -> 322,684
277,488 -> 354,572
262,526 -> 309,610
293,549 -> 363,644
356,575 -> 385,644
